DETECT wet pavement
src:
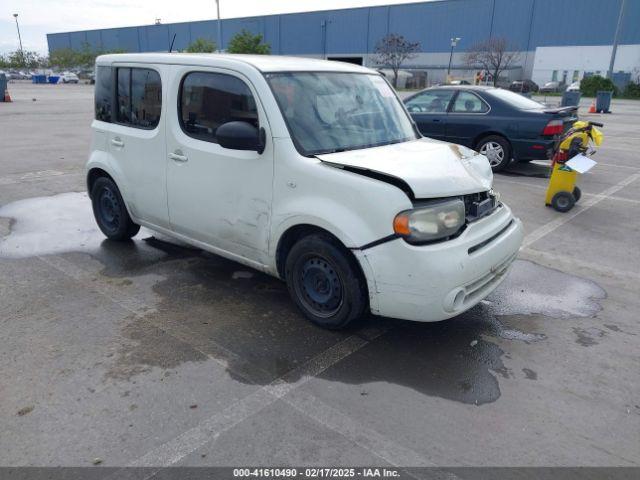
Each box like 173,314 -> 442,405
1,82 -> 639,468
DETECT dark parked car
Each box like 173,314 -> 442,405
404,86 -> 578,171
509,79 -> 539,93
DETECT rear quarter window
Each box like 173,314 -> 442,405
95,66 -> 112,122
116,67 -> 162,129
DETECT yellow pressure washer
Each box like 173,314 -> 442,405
545,120 -> 604,212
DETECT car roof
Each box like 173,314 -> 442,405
95,53 -> 375,74
427,85 -> 496,91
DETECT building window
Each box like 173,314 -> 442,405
95,66 -> 112,122
179,71 -> 258,144
551,70 -> 558,82
116,67 -> 162,129
573,70 -> 580,82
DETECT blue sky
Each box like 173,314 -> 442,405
1,0 -> 428,55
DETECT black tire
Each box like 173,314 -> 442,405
91,177 -> 140,241
573,186 -> 582,203
285,233 -> 368,329
551,191 -> 575,213
477,135 -> 512,172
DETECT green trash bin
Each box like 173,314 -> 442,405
561,90 -> 581,107
596,90 -> 613,113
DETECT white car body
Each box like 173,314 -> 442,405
566,81 -> 580,92
61,72 -> 79,83
87,53 -> 523,323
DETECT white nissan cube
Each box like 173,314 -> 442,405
87,53 -> 523,329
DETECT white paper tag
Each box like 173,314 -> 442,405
565,154 -> 597,174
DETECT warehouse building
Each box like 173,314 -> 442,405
47,0 -> 639,88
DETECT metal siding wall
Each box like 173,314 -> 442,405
325,9 -> 369,54
116,27 -> 139,52
47,33 -> 71,51
620,0 -> 640,44
69,31 -> 87,50
99,29 -> 120,51
47,0 -> 640,56
85,30 -> 103,51
188,20 -> 218,46
529,0 -> 622,47
388,0 -> 493,53
279,12 -> 325,55
263,16 -> 281,54
491,0 -> 534,50
145,24 -> 170,52
168,23 -> 192,52
222,18 -> 264,48
367,7 -> 390,53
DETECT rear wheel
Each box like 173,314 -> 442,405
551,191 -> 575,213
573,186 -> 582,203
285,234 -> 368,329
91,177 -> 140,241
478,135 -> 512,172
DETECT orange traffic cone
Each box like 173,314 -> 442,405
3,88 -> 11,102
588,100 -> 596,114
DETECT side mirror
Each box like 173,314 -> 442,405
216,121 -> 265,154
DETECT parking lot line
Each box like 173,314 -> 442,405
35,249 -> 434,473
120,331 -> 393,470
497,178 -> 640,205
282,389 -> 441,468
0,170 -> 83,186
521,172 -> 640,248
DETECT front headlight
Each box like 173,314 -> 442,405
393,199 -> 465,244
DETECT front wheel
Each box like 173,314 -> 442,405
91,177 -> 140,241
285,234 -> 368,329
551,191 -> 575,213
478,135 -> 512,172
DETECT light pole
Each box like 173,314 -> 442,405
447,37 -> 461,82
215,0 -> 222,52
13,13 -> 24,66
608,0 -> 626,80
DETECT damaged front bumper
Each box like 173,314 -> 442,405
353,204 -> 523,322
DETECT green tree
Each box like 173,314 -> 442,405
49,45 -> 126,69
226,30 -> 271,54
580,75 -> 618,97
1,49 -> 46,69
49,48 -> 78,69
185,38 -> 216,53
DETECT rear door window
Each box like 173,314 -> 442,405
451,91 -> 489,113
116,67 -> 162,129
405,90 -> 455,113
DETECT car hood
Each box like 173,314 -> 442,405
316,138 -> 493,199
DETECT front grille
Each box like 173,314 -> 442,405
462,191 -> 499,222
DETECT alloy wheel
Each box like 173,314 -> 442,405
480,141 -> 505,167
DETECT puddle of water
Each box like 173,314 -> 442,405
485,259 -> 606,318
0,192 -> 105,258
0,192 -> 609,406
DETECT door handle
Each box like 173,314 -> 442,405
111,138 -> 124,147
168,152 -> 188,163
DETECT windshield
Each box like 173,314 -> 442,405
488,88 -> 545,110
266,72 -> 418,156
